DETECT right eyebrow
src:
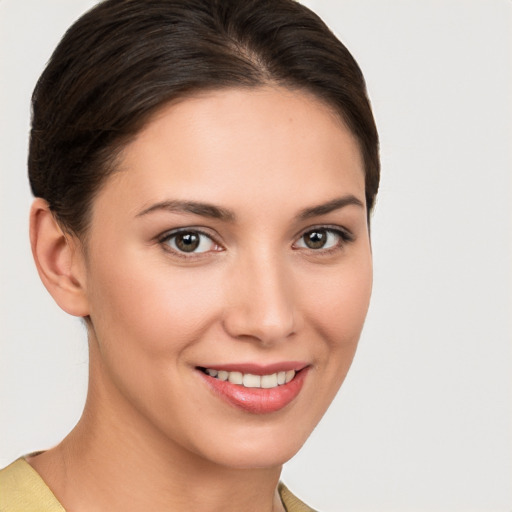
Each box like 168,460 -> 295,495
136,200 -> 237,222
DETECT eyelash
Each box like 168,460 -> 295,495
158,228 -> 222,258
292,226 -> 354,254
157,225 -> 354,258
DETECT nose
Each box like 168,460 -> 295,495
222,253 -> 299,346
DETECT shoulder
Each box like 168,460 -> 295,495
278,482 -> 318,512
0,458 -> 64,512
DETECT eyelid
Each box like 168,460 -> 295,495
157,226 -> 217,241
292,224 -> 355,251
157,226 -> 224,256
155,223 -> 354,257
294,224 -> 354,242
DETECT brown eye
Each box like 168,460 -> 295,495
295,227 -> 349,251
175,232 -> 200,252
163,230 -> 218,254
303,229 -> 328,249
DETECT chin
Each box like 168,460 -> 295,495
207,442 -> 303,470
184,415 -> 316,470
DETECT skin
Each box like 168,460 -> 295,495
28,86 -> 373,512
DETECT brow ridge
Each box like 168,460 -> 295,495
297,195 -> 364,220
137,200 -> 236,221
137,195 -> 363,223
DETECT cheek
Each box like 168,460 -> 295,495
302,250 -> 373,365
314,260 -> 371,327
84,253 -> 227,433
86,252 -> 224,358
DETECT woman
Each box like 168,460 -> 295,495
0,0 -> 379,510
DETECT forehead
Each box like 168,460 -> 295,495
96,86 -> 366,220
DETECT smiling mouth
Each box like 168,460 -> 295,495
197,363 -> 309,413
198,367 -> 296,389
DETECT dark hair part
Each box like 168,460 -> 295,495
29,0 -> 379,237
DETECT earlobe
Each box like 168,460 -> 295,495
30,198 -> 90,317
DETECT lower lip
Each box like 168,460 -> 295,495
199,368 -> 309,414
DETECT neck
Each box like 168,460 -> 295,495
28,344 -> 285,512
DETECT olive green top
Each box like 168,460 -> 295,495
0,458 -> 316,511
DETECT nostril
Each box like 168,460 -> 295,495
221,312 -> 297,345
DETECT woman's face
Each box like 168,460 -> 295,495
81,86 -> 372,469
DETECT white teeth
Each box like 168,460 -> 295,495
228,371 -> 243,385
217,370 -> 229,381
204,368 -> 296,388
261,373 -> 278,389
243,374 -> 261,388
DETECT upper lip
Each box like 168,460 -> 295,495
197,361 -> 309,375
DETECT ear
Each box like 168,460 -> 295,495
29,198 -> 90,317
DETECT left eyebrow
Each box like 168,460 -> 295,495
296,195 -> 365,220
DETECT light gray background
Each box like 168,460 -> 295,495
1,1 -> 511,510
